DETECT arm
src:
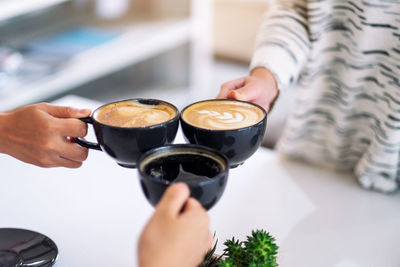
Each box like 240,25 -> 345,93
218,0 -> 310,112
138,183 -> 213,267
0,103 -> 91,168
251,0 -> 310,90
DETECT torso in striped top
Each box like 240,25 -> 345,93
251,0 -> 400,192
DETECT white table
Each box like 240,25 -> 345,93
0,95 -> 399,267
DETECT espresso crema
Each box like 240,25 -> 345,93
96,101 -> 176,127
182,100 -> 264,130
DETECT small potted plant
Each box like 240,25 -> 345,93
199,229 -> 279,267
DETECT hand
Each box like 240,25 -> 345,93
138,183 -> 213,267
217,67 -> 279,112
0,103 -> 91,168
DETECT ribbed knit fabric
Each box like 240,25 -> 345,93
250,0 -> 400,192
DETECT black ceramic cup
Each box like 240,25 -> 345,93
137,144 -> 229,210
73,99 -> 179,168
180,99 -> 267,168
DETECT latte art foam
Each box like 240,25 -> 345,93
96,101 -> 175,127
182,100 -> 264,130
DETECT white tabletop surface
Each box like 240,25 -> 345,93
0,95 -> 399,267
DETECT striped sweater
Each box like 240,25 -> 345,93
250,0 -> 400,192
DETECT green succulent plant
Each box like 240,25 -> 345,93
218,258 -> 236,267
244,230 -> 278,267
200,229 -> 278,267
222,238 -> 244,266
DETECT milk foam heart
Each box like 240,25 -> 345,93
182,100 -> 264,130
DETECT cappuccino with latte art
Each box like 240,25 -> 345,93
73,98 -> 179,168
181,100 -> 265,130
96,101 -> 176,128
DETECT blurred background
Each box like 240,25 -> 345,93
0,0 -> 293,148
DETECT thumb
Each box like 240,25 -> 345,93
217,77 -> 246,99
182,197 -> 204,213
41,104 -> 91,119
227,85 -> 255,101
181,197 -> 207,217
156,183 -> 190,216
228,82 -> 275,103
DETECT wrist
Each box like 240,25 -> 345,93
251,67 -> 278,90
250,67 -> 280,111
251,67 -> 274,81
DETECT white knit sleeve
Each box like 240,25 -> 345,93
250,0 -> 311,90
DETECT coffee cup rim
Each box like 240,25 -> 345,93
90,98 -> 180,129
137,144 -> 229,186
180,98 -> 267,131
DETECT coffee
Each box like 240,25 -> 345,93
96,101 -> 176,127
137,144 -> 229,210
182,100 -> 265,130
142,152 -> 226,184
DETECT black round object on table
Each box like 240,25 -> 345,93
0,228 -> 58,267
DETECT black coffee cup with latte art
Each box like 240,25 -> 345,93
73,99 -> 179,168
180,99 -> 267,168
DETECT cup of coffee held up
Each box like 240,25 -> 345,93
137,144 -> 229,210
73,99 -> 179,168
180,99 -> 267,168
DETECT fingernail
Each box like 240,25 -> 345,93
227,90 -> 236,98
231,91 -> 243,100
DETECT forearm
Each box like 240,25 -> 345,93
250,0 -> 310,90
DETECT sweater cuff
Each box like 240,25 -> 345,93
250,45 -> 299,91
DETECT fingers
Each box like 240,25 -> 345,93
37,154 -> 84,168
56,156 -> 84,168
183,198 -> 209,224
227,82 -> 278,112
227,88 -> 246,101
43,103 -> 91,138
39,103 -> 90,137
58,138 -> 89,163
228,84 -> 265,102
39,103 -> 91,119
217,77 -> 246,98
156,183 -> 190,216
183,198 -> 209,226
54,118 -> 88,138
183,197 -> 204,213
183,198 -> 212,249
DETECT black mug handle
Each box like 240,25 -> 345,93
72,117 -> 102,151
